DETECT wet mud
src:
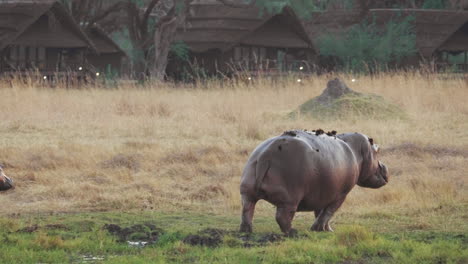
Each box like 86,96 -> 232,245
103,223 -> 163,244
16,224 -> 69,233
183,228 -> 225,247
102,224 -> 289,248
182,228 -> 286,248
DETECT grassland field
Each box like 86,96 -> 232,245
0,73 -> 467,263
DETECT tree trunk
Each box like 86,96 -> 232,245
151,0 -> 193,81
152,16 -> 178,81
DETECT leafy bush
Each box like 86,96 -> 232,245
318,15 -> 416,73
170,41 -> 190,61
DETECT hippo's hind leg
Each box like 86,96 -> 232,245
314,210 -> 323,218
311,196 -> 346,232
240,195 -> 257,233
275,205 -> 297,235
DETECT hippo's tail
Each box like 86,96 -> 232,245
254,154 -> 270,193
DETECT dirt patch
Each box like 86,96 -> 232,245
103,223 -> 163,244
100,154 -> 141,172
17,224 -> 39,233
384,143 -> 468,158
257,233 -> 284,244
183,228 -> 225,247
410,232 -> 468,245
16,223 -> 69,233
292,78 -> 405,120
183,228 -> 289,248
98,224 -> 299,249
43,224 -> 69,230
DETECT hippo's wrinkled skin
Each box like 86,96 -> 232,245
0,166 -> 14,192
239,130 -> 389,234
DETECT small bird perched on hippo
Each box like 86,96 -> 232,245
239,129 -> 389,234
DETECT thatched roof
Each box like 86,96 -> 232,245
85,25 -> 125,56
175,0 -> 315,53
302,9 -> 363,48
369,9 -> 468,57
0,0 -> 95,51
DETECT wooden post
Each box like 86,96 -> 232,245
464,51 -> 467,71
18,45 -> 25,68
38,47 -> 46,70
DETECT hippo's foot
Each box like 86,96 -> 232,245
311,221 -> 333,232
285,228 -> 298,238
239,223 -> 252,233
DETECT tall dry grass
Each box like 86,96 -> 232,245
0,73 -> 467,230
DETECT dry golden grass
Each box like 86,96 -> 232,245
0,73 -> 467,230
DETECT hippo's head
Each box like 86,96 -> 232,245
0,166 -> 14,192
356,138 -> 389,189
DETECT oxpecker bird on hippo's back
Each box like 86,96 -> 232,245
239,129 -> 389,234
0,165 -> 14,192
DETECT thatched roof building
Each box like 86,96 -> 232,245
302,9 -> 363,49
369,9 -> 468,59
0,0 -> 95,75
85,25 -> 126,74
176,1 -> 314,52
170,0 -> 316,77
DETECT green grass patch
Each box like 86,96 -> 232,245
0,211 -> 466,263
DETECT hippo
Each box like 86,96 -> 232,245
0,165 -> 14,192
239,129 -> 389,234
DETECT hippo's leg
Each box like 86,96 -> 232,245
311,196 -> 346,232
313,209 -> 334,231
275,205 -> 297,235
314,210 -> 323,218
239,196 -> 257,233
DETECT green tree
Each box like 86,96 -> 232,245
318,15 -> 416,73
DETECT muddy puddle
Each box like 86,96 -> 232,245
15,222 -> 293,250
103,223 -> 163,245
80,255 -> 106,263
103,224 -> 288,248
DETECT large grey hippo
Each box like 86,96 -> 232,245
239,129 -> 389,234
0,165 -> 14,192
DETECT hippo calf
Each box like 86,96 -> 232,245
240,130 -> 389,234
0,165 -> 14,191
